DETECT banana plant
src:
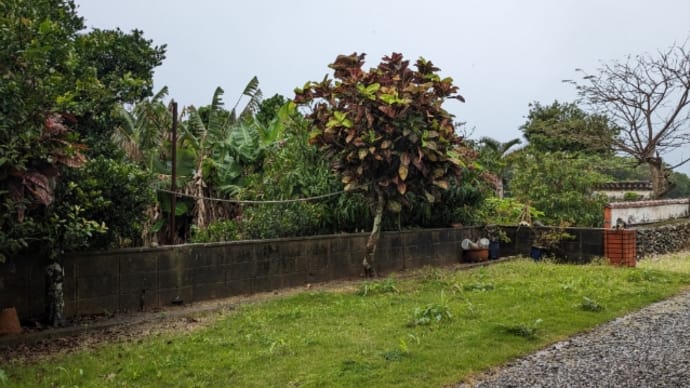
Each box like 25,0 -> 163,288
179,78 -> 265,228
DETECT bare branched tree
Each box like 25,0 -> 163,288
569,41 -> 690,198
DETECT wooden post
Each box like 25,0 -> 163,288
169,101 -> 178,244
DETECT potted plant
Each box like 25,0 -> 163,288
485,224 -> 511,259
531,223 -> 574,260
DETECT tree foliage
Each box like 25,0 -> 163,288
295,52 -> 474,274
520,101 -> 617,155
0,0 -> 164,262
510,150 -> 609,227
570,41 -> 690,198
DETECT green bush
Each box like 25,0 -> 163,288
190,219 -> 241,243
58,157 -> 155,249
242,202 -> 325,240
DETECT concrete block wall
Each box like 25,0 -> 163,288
497,226 -> 605,264
1,227 -> 475,320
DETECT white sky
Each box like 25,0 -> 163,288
76,0 -> 690,174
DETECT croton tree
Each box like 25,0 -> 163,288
294,53 -> 474,276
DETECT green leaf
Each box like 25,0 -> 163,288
175,202 -> 188,216
387,200 -> 402,213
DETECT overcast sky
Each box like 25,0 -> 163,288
76,0 -> 690,174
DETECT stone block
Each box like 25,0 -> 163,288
119,254 -> 157,274
194,267 -> 226,285
78,275 -> 118,299
157,286 -> 194,306
76,294 -> 119,316
119,273 -> 157,294
158,269 -> 194,289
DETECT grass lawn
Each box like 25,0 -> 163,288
3,253 -> 690,387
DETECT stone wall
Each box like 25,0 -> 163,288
497,226 -> 605,264
1,227 -> 483,321
635,219 -> 690,258
5,222 -> 685,322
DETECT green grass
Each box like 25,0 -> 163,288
5,253 -> 690,387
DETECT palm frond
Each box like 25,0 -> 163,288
151,86 -> 169,102
184,106 -> 207,140
207,87 -> 230,141
230,76 -> 262,124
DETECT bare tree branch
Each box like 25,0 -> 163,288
571,40 -> 690,198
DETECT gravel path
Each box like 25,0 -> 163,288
458,290 -> 690,388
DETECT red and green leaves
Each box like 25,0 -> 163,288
295,52 -> 472,212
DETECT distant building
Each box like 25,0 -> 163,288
593,181 -> 653,200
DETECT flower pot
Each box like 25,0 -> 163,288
463,248 -> 489,262
0,307 -> 22,335
489,241 -> 501,259
530,246 -> 543,261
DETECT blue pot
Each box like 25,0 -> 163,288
530,246 -> 543,261
489,241 -> 500,259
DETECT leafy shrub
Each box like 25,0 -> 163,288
242,202 -> 325,240
409,292 -> 452,326
358,277 -> 399,296
500,319 -> 543,340
580,296 -> 604,312
57,157 -> 155,249
190,219 -> 241,243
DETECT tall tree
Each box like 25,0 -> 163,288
1,0 -> 165,324
520,101 -> 617,155
570,41 -> 690,198
510,150 -> 609,227
295,53 -> 474,276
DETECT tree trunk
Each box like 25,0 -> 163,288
648,158 -> 672,199
362,188 -> 385,277
46,259 -> 65,327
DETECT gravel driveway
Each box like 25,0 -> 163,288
458,289 -> 690,387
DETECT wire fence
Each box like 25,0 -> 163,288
156,188 -> 345,205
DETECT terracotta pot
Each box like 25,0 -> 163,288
463,248 -> 489,262
0,307 -> 22,335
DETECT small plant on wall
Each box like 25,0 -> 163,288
531,222 -> 575,260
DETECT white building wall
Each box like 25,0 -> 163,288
608,199 -> 690,227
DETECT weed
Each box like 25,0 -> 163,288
463,282 -> 495,292
560,280 -> 577,292
409,292 -> 452,326
273,308 -> 303,321
461,300 -> 480,319
267,339 -> 290,356
500,319 -> 543,340
588,256 -> 608,266
580,296 -> 604,312
419,266 -> 454,287
627,269 -> 669,283
382,349 -> 404,361
358,277 -> 399,296
338,360 -> 376,376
